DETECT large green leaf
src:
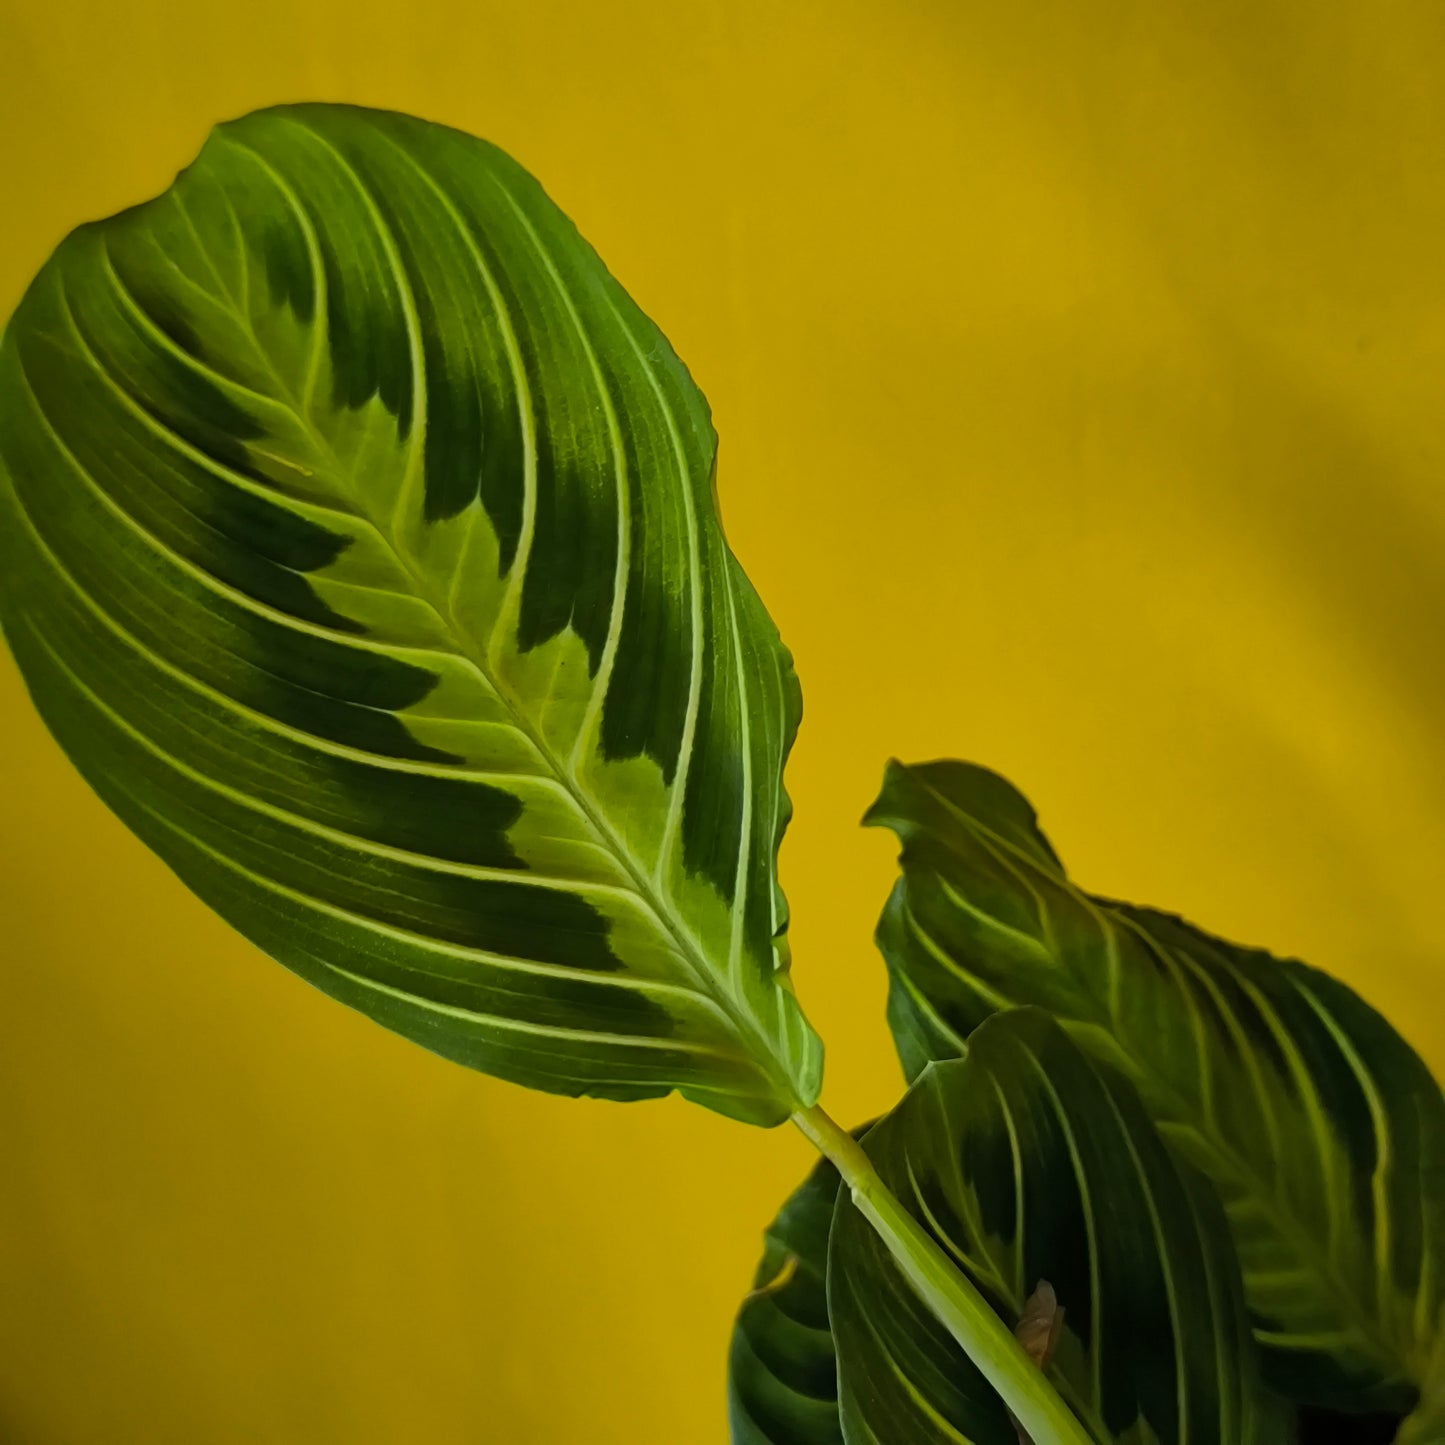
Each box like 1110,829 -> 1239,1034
728,1148 -> 848,1445
829,1007 -> 1289,1445
0,103 -> 822,1125
866,759 -> 1445,1407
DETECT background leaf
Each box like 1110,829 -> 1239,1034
728,1147 -> 851,1445
867,758 -> 1445,1408
0,103 -> 823,1126
828,1007 -> 1290,1445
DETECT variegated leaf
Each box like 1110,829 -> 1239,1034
829,1008 -> 1290,1445
0,103 -> 822,1125
866,759 -> 1445,1407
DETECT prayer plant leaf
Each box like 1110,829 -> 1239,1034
0,103 -> 823,1126
829,1007 -> 1290,1445
866,758 -> 1445,1409
728,1145 -> 851,1445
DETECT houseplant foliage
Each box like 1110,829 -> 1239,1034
0,103 -> 1440,1443
864,761 -> 1445,1414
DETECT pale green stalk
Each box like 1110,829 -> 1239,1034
792,1103 -> 1094,1445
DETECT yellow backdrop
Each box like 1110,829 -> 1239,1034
3,2 -> 1443,1441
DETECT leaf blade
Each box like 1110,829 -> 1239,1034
0,103 -> 822,1124
728,1149 -> 849,1445
867,758 -> 1445,1402
828,1008 -> 1290,1445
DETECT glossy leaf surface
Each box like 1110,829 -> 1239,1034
867,759 -> 1445,1405
829,1008 -> 1288,1445
0,104 -> 822,1124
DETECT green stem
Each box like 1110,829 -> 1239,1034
792,1103 -> 1094,1445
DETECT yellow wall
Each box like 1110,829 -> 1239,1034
3,1 -> 1444,1440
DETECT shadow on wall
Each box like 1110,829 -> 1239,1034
1205,319 -> 1445,764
